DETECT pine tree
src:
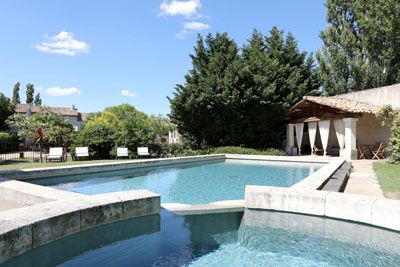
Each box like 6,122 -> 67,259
317,0 -> 400,95
169,28 -> 319,148
11,82 -> 21,104
26,83 -> 34,104
34,93 -> 42,106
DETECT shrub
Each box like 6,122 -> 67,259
72,123 -> 116,159
209,146 -> 287,156
388,116 -> 400,163
0,132 -> 12,143
148,143 -> 199,158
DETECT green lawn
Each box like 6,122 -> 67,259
373,162 -> 400,199
0,159 -> 134,171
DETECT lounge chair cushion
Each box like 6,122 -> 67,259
137,147 -> 150,156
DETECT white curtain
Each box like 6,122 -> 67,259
295,123 -> 304,155
319,120 -> 330,156
333,119 -> 345,156
308,121 -> 318,155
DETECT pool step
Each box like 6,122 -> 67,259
320,162 -> 352,193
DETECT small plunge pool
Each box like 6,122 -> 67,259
2,209 -> 400,267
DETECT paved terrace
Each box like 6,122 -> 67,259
345,160 -> 384,197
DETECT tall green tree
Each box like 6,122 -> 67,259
169,29 -> 319,148
26,83 -> 34,104
34,93 -> 42,106
0,93 -> 14,131
12,82 -> 21,104
317,0 -> 400,95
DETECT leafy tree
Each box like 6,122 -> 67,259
7,107 -> 74,161
73,122 -> 116,159
12,82 -> 21,104
26,83 -> 34,104
388,116 -> 400,163
376,105 -> 396,127
106,104 -> 156,155
317,0 -> 400,95
34,93 -> 42,106
73,104 -> 158,158
169,29 -> 319,148
0,93 -> 14,131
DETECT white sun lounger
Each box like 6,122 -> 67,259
75,147 -> 89,160
137,147 -> 150,157
46,147 -> 64,162
117,147 -> 129,158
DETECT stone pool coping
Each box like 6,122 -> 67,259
162,199 -> 245,215
0,189 -> 160,264
245,185 -> 400,232
0,154 -> 226,180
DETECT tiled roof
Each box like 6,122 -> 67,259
80,112 -> 93,122
302,96 -> 381,114
15,104 -> 80,116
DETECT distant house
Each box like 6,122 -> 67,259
168,129 -> 181,144
285,83 -> 400,160
15,104 -> 88,132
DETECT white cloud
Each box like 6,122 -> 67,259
159,0 -> 201,18
176,21 -> 210,39
36,31 -> 90,56
183,21 -> 210,30
121,90 -> 136,97
45,87 -> 81,96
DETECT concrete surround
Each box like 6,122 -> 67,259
242,209 -> 400,255
246,185 -> 400,232
0,189 -> 160,264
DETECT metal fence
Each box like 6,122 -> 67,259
0,140 -> 42,164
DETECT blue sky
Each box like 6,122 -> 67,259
0,0 -> 326,115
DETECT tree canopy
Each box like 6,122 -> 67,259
7,107 -> 74,161
26,83 -> 34,104
0,93 -> 15,131
12,82 -> 20,104
169,28 -> 319,148
34,93 -> 42,106
73,104 -> 166,158
317,0 -> 400,95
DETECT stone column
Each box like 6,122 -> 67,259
344,118 -> 358,160
285,124 -> 295,155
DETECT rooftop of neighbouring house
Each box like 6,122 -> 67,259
15,104 -> 90,122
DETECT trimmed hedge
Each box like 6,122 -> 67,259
149,144 -> 286,158
209,146 -> 286,156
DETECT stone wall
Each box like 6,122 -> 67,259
357,113 -> 391,145
340,83 -> 400,108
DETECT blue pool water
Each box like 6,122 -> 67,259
2,210 -> 400,267
29,159 -> 321,204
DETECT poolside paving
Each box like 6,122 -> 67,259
345,160 -> 384,197
0,198 -> 25,212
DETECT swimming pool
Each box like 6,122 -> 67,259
2,209 -> 400,267
28,159 -> 322,204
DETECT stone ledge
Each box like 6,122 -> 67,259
162,199 -> 245,215
245,185 -> 400,232
0,189 -> 160,264
291,157 -> 345,190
